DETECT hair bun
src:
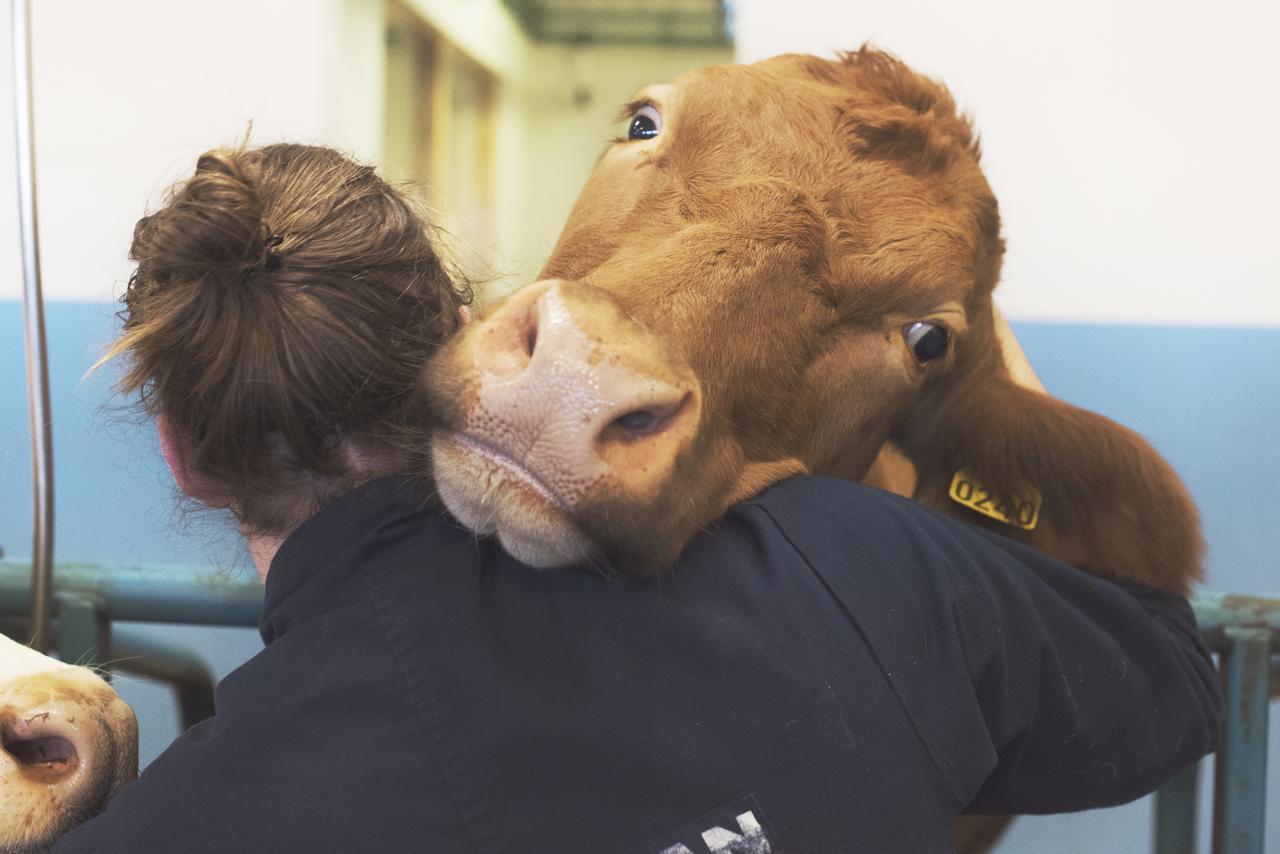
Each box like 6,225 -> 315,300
130,149 -> 267,284
109,143 -> 472,536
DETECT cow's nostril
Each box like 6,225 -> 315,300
2,717 -> 79,783
5,734 -> 75,765
524,322 -> 538,359
519,297 -> 540,359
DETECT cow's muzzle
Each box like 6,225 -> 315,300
430,278 -> 702,567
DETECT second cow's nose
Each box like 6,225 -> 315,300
467,279 -> 697,505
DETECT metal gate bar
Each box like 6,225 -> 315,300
1155,763 -> 1200,854
0,562 -> 262,627
1154,592 -> 1277,854
1211,628 -> 1271,853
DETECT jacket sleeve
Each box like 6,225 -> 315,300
940,529 -> 1223,813
751,477 -> 1224,814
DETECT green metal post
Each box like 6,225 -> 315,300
0,562 -> 263,627
1211,627 -> 1270,854
1155,760 -> 1200,854
55,591 -> 109,669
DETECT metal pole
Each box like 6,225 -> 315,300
1211,627 -> 1270,854
110,629 -> 218,729
12,0 -> 54,653
0,562 -> 265,627
1154,761 -> 1200,854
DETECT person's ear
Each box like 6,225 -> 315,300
156,415 -> 231,508
894,302 -> 1202,595
459,304 -> 472,325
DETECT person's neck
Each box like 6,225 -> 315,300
245,532 -> 286,582
234,448 -> 407,581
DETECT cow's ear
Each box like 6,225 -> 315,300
893,307 -> 1203,595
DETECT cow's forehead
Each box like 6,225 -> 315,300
655,64 -> 847,192
670,60 -> 834,127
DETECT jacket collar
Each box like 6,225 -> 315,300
259,475 -> 432,645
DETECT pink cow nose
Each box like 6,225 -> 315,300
463,279 -> 698,511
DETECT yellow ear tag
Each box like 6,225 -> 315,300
948,469 -> 1041,531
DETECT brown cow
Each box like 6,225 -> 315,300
0,633 -> 137,853
426,48 -> 1204,851
427,47 -> 1201,595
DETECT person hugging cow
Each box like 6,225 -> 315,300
10,49 -> 1221,854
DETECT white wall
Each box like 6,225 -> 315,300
735,0 -> 1280,328
0,0 -> 385,303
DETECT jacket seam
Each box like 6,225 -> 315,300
365,569 -> 494,854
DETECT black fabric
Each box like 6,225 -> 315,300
56,475 -> 1221,854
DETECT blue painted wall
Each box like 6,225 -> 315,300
2,301 -> 1277,850
0,301 -> 247,568
5,302 -> 1275,590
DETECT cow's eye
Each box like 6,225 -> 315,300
904,321 -> 950,363
628,105 -> 662,140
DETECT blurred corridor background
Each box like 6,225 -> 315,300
0,1 -> 1276,851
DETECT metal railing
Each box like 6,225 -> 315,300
0,561 -> 260,730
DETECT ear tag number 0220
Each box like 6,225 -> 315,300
948,469 -> 1041,531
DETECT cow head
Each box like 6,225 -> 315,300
428,49 -> 1201,593
1,633 -> 137,853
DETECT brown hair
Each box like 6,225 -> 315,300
103,143 -> 470,535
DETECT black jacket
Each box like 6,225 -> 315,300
57,475 -> 1221,853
